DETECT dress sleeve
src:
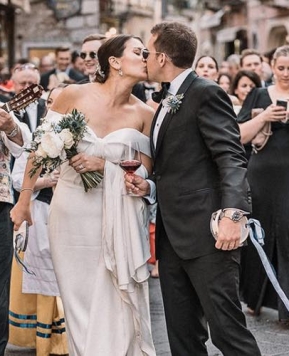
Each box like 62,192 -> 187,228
237,88 -> 271,124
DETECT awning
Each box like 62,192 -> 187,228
0,0 -> 30,13
200,9 -> 225,29
217,26 -> 245,42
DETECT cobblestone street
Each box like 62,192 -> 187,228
5,276 -> 289,356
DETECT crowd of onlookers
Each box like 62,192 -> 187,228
0,43 -> 279,109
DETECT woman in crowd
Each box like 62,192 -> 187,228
230,70 -> 262,115
9,86 -> 67,356
10,35 -> 156,355
194,55 -> 219,81
231,70 -> 262,106
217,72 -> 232,93
237,45 -> 289,323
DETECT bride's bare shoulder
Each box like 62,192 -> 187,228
51,84 -> 89,113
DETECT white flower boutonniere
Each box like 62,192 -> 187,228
163,93 -> 184,114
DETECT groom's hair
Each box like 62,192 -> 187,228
151,22 -> 197,69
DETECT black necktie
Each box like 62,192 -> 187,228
152,82 -> 170,103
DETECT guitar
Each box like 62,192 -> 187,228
1,84 -> 43,113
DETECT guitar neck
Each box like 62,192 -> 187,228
1,84 -> 43,114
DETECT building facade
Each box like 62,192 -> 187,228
196,0 -> 289,63
1,0 -> 289,73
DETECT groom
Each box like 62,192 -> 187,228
126,22 -> 261,356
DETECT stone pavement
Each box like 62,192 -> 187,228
149,277 -> 289,356
5,276 -> 289,356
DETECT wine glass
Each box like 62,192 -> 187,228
119,141 -> 142,196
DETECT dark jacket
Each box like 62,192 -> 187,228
40,68 -> 86,91
152,71 -> 251,260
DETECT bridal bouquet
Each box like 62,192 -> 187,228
27,109 -> 103,192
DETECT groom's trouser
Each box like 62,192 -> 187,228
158,233 -> 261,356
0,203 -> 14,356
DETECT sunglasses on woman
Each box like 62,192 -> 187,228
79,51 -> 98,60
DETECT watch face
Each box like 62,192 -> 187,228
232,211 -> 242,221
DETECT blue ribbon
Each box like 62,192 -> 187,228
247,219 -> 289,312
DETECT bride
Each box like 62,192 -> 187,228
10,34 -> 156,356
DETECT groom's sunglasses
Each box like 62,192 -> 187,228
141,48 -> 170,60
79,51 -> 98,60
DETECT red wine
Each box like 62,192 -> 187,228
120,160 -> 141,173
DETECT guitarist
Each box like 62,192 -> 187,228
12,63 -> 46,132
0,101 -> 31,356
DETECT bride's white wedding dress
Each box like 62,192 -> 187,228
46,111 -> 156,356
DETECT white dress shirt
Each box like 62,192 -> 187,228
153,68 -> 193,147
148,68 -> 193,202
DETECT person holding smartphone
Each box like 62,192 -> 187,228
237,45 -> 289,322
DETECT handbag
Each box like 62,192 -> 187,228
250,108 -> 272,153
251,122 -> 272,153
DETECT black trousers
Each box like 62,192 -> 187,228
158,233 -> 261,356
0,203 -> 13,356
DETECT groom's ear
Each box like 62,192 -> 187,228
108,56 -> 121,70
158,53 -> 167,68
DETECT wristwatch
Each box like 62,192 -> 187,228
6,124 -> 19,138
220,209 -> 248,223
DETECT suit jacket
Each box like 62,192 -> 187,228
18,98 -> 46,132
40,68 -> 86,91
152,71 -> 252,260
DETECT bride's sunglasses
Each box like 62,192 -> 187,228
79,51 -> 98,60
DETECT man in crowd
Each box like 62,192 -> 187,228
12,63 -> 46,132
0,102 -> 31,356
240,48 -> 273,86
40,47 -> 85,91
39,55 -> 55,75
79,33 -> 106,83
126,21 -> 261,356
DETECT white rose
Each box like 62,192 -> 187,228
40,121 -> 52,132
41,132 -> 64,158
35,144 -> 47,158
59,129 -> 74,149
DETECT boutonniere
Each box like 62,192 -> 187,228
163,93 -> 184,114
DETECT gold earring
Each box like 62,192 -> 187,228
118,68 -> 123,76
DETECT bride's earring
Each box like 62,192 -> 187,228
118,68 -> 123,76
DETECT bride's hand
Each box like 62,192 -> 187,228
69,152 -> 105,174
10,202 -> 33,231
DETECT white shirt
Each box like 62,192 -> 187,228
153,68 -> 193,147
148,68 -> 193,202
26,103 -> 38,132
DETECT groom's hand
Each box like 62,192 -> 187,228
124,173 -> 150,197
215,218 -> 242,250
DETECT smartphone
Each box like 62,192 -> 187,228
276,99 -> 288,123
276,99 -> 288,109
14,221 -> 29,252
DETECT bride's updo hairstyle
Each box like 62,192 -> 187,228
95,34 -> 143,83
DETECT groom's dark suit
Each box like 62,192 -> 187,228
151,71 -> 260,356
